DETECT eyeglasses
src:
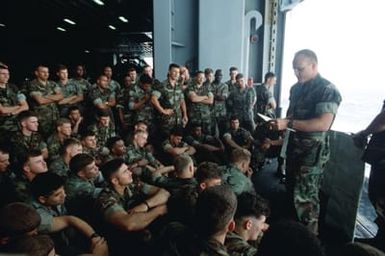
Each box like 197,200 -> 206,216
293,66 -> 307,72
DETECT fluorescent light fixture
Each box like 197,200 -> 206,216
0,23 -> 5,27
92,0 -> 104,6
84,50 -> 90,53
57,27 -> 66,32
64,18 -> 76,25
119,16 -> 128,23
108,25 -> 116,30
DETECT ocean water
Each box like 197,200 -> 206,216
280,86 -> 384,134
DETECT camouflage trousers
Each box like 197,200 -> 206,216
286,136 -> 328,235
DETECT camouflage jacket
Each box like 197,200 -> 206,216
225,232 -> 258,256
0,83 -> 27,132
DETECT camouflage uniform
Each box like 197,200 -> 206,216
108,79 -> 121,96
152,80 -> 185,136
10,131 -> 47,164
0,83 -> 27,135
226,80 -> 237,96
96,185 -> 137,217
49,156 -> 70,177
96,185 -> 151,255
212,81 -> 229,135
185,133 -> 224,164
12,175 -> 33,203
70,78 -> 91,98
117,84 -> 135,132
88,123 -> 116,150
221,164 -> 255,196
286,74 -> 341,233
146,175 -> 197,196
223,128 -> 253,149
125,143 -> 160,168
225,231 -> 258,256
87,86 -> 116,124
57,80 -> 83,116
254,84 -> 275,119
187,83 -> 213,134
161,139 -> 192,165
47,133 -> 66,159
65,174 -> 101,220
227,87 -> 256,132
128,84 -> 154,125
29,79 -> 61,138
194,238 -> 230,256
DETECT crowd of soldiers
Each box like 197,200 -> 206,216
0,57 -> 382,256
0,59 -> 285,255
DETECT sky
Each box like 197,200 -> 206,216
281,0 -> 385,133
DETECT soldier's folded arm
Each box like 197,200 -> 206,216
0,104 -> 20,115
51,215 -> 96,238
108,205 -> 167,232
45,91 -> 64,102
188,91 -> 208,103
201,93 -> 214,105
31,94 -> 56,105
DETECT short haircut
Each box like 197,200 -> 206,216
190,123 -> 202,130
20,149 -> 43,166
101,158 -> 125,183
35,64 -> 48,71
215,69 -> 223,76
204,68 -> 213,75
69,153 -> 94,174
257,220 -> 324,256
68,105 -> 81,114
230,115 -> 239,122
232,148 -> 251,163
56,117 -> 71,127
30,172 -> 65,198
17,110 -> 37,123
170,127 -> 184,137
235,73 -> 244,80
174,154 -> 193,175
59,137 -> 81,155
195,161 -> 221,184
295,49 -> 318,64
7,234 -> 54,256
0,202 -> 41,237
235,192 -> 270,220
229,66 -> 238,72
80,130 -> 96,140
264,72 -> 276,82
96,109 -> 110,118
195,70 -> 204,77
168,63 -> 180,71
195,185 -> 237,237
106,136 -> 124,150
139,74 -> 153,85
57,64 -> 67,72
